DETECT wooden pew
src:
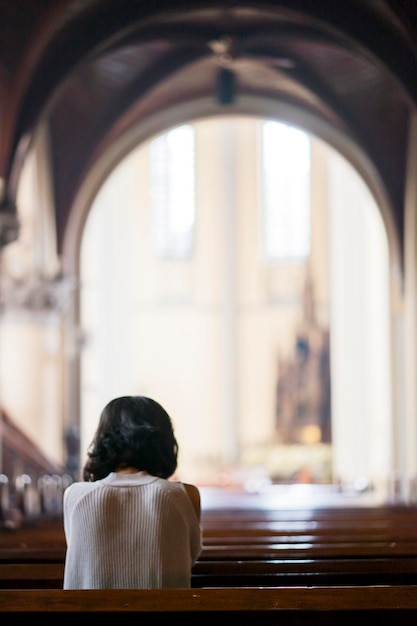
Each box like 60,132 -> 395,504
1,586 -> 417,624
200,496 -> 417,520
4,506 -> 417,546
191,556 -> 417,587
2,502 -> 417,591
199,541 -> 417,559
2,505 -> 417,580
2,537 -> 417,565
2,554 -> 417,590
0,563 -> 64,588
202,529 -> 417,541
200,504 -> 417,526
0,547 -> 65,563
199,503 -> 417,559
0,518 -> 65,550
201,512 -> 417,531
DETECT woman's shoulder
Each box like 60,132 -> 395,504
179,482 -> 201,521
63,479 -> 96,501
162,479 -> 201,521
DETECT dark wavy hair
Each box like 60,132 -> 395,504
83,396 -> 178,481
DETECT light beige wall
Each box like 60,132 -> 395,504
0,317 -> 64,467
0,124 -> 65,469
328,149 -> 392,488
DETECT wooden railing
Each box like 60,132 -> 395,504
1,586 -> 417,624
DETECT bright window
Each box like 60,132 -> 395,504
262,120 -> 311,261
149,125 -> 195,259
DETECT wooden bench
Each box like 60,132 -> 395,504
191,556 -> 417,587
199,541 -> 417,559
201,504 -> 417,556
197,489 -> 417,523
202,529 -> 417,543
4,501 -> 417,570
0,563 -> 64,588
200,505 -> 417,527
1,508 -> 417,574
2,538 -> 417,564
1,586 -> 417,624
2,554 -> 417,589
201,512 -> 417,531
2,502 -> 417,590
0,547 -> 65,563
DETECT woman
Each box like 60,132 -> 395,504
63,395 -> 202,589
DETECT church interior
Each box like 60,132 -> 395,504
4,2 -> 417,619
0,0 -> 416,519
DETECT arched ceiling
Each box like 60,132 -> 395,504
1,0 -> 417,259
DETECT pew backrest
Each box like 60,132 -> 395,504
1,585 -> 417,625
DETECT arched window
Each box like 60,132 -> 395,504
75,116 -> 391,489
262,121 -> 311,262
149,125 -> 196,259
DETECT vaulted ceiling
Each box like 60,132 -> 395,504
1,0 -> 417,261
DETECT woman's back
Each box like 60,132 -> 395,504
63,471 -> 202,589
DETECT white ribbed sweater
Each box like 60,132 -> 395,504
63,471 -> 202,589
